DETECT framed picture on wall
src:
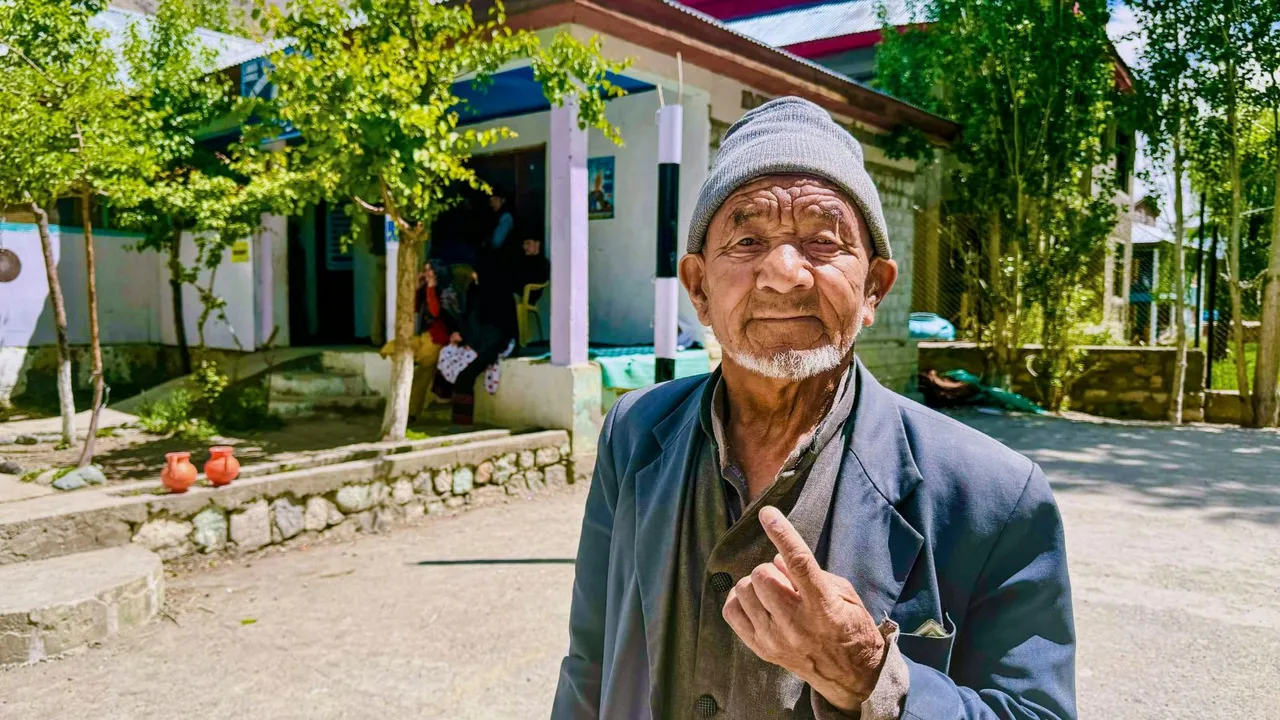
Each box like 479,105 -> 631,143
588,156 -> 615,220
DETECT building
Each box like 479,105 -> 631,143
1124,196 -> 1206,346
683,0 -> 1138,344
1,0 -> 957,432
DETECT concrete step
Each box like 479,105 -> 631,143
0,546 -> 163,666
270,395 -> 386,417
268,372 -> 366,398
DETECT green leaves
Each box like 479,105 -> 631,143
245,0 -> 627,246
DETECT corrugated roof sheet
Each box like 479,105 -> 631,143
91,7 -> 274,73
662,1 -> 874,86
724,0 -> 920,48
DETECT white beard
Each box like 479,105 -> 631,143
724,336 -> 855,382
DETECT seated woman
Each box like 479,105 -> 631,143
431,270 -> 518,426
380,261 -> 453,421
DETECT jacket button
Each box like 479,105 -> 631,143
695,694 -> 719,717
709,572 -> 734,593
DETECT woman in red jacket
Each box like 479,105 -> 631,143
382,261 -> 453,421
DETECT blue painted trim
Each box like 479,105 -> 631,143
0,222 -> 147,240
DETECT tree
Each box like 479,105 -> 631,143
115,0 -> 278,369
876,0 -> 1121,407
0,1 -> 109,447
250,0 -> 625,440
1249,9 -> 1280,427
1,0 -> 157,463
1191,0 -> 1268,424
1133,0 -> 1196,423
116,0 -> 237,374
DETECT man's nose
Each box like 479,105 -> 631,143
756,243 -> 814,294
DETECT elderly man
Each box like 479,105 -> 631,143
552,97 -> 1075,720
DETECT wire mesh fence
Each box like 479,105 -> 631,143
906,205 -> 1256,392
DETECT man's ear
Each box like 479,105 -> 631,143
679,253 -> 712,326
861,258 -> 899,328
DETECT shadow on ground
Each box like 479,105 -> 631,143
952,410 -> 1280,526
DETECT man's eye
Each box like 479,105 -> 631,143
736,237 -> 760,247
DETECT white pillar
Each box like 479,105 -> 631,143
384,216 -> 398,346
255,213 -> 285,349
550,98 -> 589,366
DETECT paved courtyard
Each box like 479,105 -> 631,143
1,412 -> 1278,719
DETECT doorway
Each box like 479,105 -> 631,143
433,146 -> 546,251
288,200 -> 381,346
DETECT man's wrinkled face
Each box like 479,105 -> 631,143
679,175 -> 897,381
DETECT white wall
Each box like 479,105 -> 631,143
467,88 -> 711,346
0,224 -> 163,349
157,231 -> 257,352
1,215 -> 285,356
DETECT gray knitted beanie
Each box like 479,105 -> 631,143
687,96 -> 891,259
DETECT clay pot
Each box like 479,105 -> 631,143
161,451 -> 197,494
204,446 -> 240,487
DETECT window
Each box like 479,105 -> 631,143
1115,130 -> 1133,193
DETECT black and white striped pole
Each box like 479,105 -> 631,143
655,65 -> 682,383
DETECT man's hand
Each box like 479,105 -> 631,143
722,506 -> 887,713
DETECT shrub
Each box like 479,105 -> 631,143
136,360 -> 280,440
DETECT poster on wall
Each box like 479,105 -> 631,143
588,156 -> 615,220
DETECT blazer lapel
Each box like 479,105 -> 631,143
633,382 -> 705,716
824,361 -> 925,623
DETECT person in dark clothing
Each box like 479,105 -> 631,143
486,192 -> 515,252
508,236 -> 550,303
432,272 -> 518,425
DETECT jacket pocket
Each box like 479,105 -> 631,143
896,613 -> 955,674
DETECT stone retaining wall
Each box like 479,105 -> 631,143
135,431 -> 573,560
0,431 -> 572,566
919,343 -> 1206,421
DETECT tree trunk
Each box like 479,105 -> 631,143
30,202 -> 76,445
1169,130 -> 1188,424
1225,61 -> 1253,425
167,236 -> 192,376
986,207 -> 1014,389
379,225 -> 421,441
76,192 -> 106,467
1252,152 -> 1280,427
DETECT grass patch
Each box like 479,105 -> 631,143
1209,342 -> 1274,391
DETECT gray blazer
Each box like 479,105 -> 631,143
552,361 -> 1076,719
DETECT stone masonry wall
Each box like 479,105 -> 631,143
121,431 -> 573,561
919,343 -> 1206,421
858,163 -> 919,395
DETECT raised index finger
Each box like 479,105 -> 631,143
759,506 -> 820,588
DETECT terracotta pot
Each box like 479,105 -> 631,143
204,446 -> 240,487
161,451 -> 197,494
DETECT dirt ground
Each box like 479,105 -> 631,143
1,412 -> 1278,719
0,406 -> 466,482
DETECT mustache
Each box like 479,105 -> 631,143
743,293 -> 821,319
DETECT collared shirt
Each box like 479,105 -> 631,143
662,364 -> 909,719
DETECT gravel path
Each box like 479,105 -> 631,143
1,413 -> 1277,719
